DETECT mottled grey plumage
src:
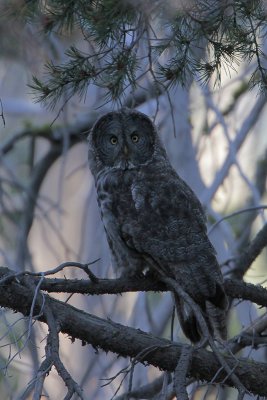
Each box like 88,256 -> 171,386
88,108 -> 228,342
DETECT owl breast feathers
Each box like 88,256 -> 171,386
88,108 -> 228,342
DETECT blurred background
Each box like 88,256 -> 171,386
0,1 -> 267,399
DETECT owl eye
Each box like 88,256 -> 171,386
131,133 -> 139,143
110,136 -> 118,145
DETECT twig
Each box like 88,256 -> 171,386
37,298 -> 85,399
231,222 -> 267,279
228,312 -> 267,354
233,148 -> 267,254
0,98 -> 5,126
0,260 -> 99,286
32,359 -> 53,400
0,276 -> 46,376
208,339 -> 247,399
159,372 -> 172,400
203,85 -> 262,212
101,366 -> 130,387
159,275 -> 247,398
15,143 -> 63,268
202,95 -> 267,205
173,345 -> 193,400
208,206 -> 267,235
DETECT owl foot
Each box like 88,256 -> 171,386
145,269 -> 160,280
121,270 -> 145,280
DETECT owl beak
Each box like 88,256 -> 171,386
123,145 -> 129,157
121,145 -> 129,169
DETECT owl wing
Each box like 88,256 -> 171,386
122,170 -> 209,262
119,168 -> 226,311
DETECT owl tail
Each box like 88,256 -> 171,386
173,294 -> 201,343
173,294 -> 227,343
206,280 -> 228,341
206,301 -> 227,341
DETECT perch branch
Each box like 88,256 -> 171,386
0,268 -> 265,395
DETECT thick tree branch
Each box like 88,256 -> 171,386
27,275 -> 267,309
0,267 -> 267,396
2,265 -> 267,308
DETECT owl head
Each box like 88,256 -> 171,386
88,108 -> 166,176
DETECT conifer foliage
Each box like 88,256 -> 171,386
19,0 -> 267,108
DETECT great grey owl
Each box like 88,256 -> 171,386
88,108 -> 228,342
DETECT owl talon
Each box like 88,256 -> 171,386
120,268 -> 145,280
145,269 -> 159,280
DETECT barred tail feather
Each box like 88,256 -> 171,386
173,294 -> 228,342
173,293 -> 201,343
206,301 -> 228,340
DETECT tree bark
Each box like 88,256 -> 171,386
0,267 -> 267,396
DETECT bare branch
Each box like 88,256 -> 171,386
231,222 -> 267,279
229,312 -> 267,354
17,273 -> 267,310
0,98 -> 5,127
0,268 -> 265,395
208,206 -> 267,235
173,345 -> 192,400
202,96 -> 267,205
114,374 -> 171,400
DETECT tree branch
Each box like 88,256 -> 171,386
23,274 -> 267,309
202,95 -> 267,205
231,222 -> 267,279
0,267 -> 267,396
